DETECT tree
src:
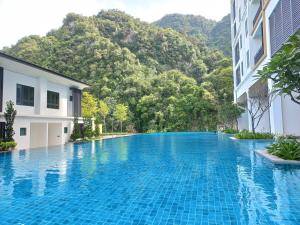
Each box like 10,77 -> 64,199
258,30 -> 300,105
4,101 -> 17,142
218,103 -> 244,129
114,104 -> 128,132
98,100 -> 109,132
82,92 -> 98,118
241,84 -> 273,133
70,117 -> 81,141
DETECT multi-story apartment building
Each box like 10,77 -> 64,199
0,52 -> 89,149
231,0 -> 300,135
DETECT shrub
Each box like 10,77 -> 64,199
83,117 -> 93,139
71,117 -> 81,141
94,124 -> 100,137
4,101 -> 17,142
0,141 -> 17,151
234,130 -> 274,139
223,128 -> 238,134
267,139 -> 300,160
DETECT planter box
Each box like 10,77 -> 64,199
255,150 -> 300,165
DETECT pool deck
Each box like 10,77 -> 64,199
255,150 -> 300,165
100,134 -> 136,140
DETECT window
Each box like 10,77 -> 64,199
246,51 -> 250,68
47,91 -> 59,109
69,96 -> 73,101
241,62 -> 244,77
64,127 -> 68,134
245,19 -> 248,36
239,7 -> 242,21
235,43 -> 240,65
235,66 -> 241,86
16,84 -> 34,106
20,128 -> 26,136
240,36 -> 243,49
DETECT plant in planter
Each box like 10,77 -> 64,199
234,130 -> 274,139
70,117 -> 81,141
267,138 -> 300,161
1,101 -> 17,151
0,141 -> 17,151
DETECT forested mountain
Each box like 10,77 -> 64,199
2,10 -> 234,132
153,14 -> 216,38
154,14 -> 232,56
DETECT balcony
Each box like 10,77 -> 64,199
253,0 -> 262,27
254,46 -> 264,65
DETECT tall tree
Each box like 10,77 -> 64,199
114,104 -> 128,132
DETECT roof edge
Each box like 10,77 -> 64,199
0,51 -> 90,87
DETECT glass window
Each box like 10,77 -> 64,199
20,128 -> 26,136
245,19 -> 248,36
64,127 -> 68,134
47,91 -> 59,109
247,51 -> 250,68
16,84 -> 34,106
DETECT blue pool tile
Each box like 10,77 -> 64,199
0,133 -> 300,224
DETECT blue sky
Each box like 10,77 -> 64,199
0,0 -> 230,48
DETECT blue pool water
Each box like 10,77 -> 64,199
1,132 -> 300,225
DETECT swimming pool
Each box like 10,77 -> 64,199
0,132 -> 300,224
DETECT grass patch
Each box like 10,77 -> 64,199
234,130 -> 274,139
267,138 -> 300,160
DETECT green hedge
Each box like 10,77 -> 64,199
267,138 -> 300,160
0,141 -> 17,151
234,130 -> 274,139
222,128 -> 238,134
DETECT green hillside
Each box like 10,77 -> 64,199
154,14 -> 232,56
2,10 -> 234,132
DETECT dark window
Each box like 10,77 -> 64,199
241,62 -> 244,77
69,96 -> 73,101
20,128 -> 26,136
16,84 -> 34,106
235,43 -> 240,65
232,0 -> 236,21
0,67 -> 3,112
235,66 -> 241,87
246,51 -> 250,68
47,91 -> 59,109
64,127 -> 68,134
71,88 -> 82,117
245,19 -> 248,36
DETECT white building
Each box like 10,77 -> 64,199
0,52 -> 89,149
231,0 -> 300,135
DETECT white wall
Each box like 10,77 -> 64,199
282,96 -> 300,136
30,123 -> 47,149
48,123 -> 62,146
3,69 -> 70,117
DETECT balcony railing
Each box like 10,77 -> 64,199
253,0 -> 262,27
254,46 -> 264,65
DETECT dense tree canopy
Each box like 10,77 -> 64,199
2,10 -> 234,132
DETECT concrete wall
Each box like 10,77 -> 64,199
282,96 -> 300,136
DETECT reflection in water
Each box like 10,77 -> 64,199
0,133 -> 300,224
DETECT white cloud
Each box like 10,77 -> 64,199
0,0 -> 230,48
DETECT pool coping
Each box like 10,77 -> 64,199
99,134 -> 136,140
255,150 -> 300,165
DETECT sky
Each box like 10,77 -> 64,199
0,0 -> 230,49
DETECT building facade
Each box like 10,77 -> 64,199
0,52 -> 89,149
231,0 -> 300,135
